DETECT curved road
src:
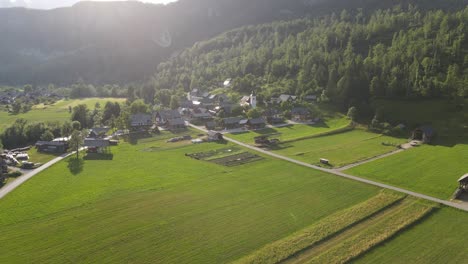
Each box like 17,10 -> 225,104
0,150 -> 79,200
189,123 -> 468,212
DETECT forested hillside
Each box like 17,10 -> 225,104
153,5 -> 468,111
0,0 -> 464,85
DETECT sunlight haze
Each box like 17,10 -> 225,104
0,0 -> 177,9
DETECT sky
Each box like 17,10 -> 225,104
0,0 -> 177,9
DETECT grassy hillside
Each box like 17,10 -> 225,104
0,98 -> 125,132
0,131 -> 380,263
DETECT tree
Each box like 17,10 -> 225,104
11,101 -> 22,114
170,95 -> 180,110
71,104 -> 90,128
40,130 -> 54,142
246,108 -> 261,119
72,121 -> 81,131
347,106 -> 358,121
130,99 -> 149,114
69,130 -> 84,159
61,121 -> 73,137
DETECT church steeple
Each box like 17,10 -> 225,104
250,91 -> 257,109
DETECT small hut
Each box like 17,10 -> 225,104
412,126 -> 435,143
84,138 -> 110,154
458,174 -> 468,191
207,131 -> 223,142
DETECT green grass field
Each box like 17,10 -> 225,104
272,130 -> 405,168
229,116 -> 350,144
0,131 -> 381,263
0,98 -> 125,131
354,207 -> 468,263
347,141 -> 468,199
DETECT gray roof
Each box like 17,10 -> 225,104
239,119 -> 249,125
249,117 -> 266,125
90,127 -> 110,136
168,118 -> 186,126
223,117 -> 242,125
458,173 -> 468,183
159,110 -> 181,120
291,107 -> 310,115
36,141 -> 66,146
131,113 -> 152,126
84,139 -> 110,147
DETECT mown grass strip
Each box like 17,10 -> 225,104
307,200 -> 434,264
281,123 -> 354,144
233,191 -> 404,264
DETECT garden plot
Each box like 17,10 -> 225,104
187,147 -> 263,167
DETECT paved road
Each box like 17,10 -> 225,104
190,123 -> 468,212
0,150 -> 79,200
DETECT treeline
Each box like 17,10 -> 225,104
0,99 -> 158,149
152,5 -> 468,112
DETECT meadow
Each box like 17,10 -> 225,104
347,141 -> 468,199
272,129 -> 405,168
229,116 -> 350,144
354,207 -> 468,263
0,130 -> 381,263
0,97 -> 125,131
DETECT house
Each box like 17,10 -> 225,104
207,131 -> 224,142
247,118 -> 266,130
84,138 -> 110,153
89,127 -> 110,138
222,117 -> 242,129
412,126 -> 435,143
239,119 -> 249,127
167,118 -> 186,130
191,112 -> 213,122
263,108 -> 283,124
291,107 -> 311,122
130,113 -> 153,130
35,141 -> 67,153
157,110 -> 181,124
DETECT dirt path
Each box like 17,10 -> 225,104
188,123 -> 468,212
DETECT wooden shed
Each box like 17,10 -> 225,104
458,174 -> 468,191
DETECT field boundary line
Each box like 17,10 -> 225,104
188,123 -> 468,212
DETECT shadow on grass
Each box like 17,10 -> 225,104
84,153 -> 114,160
67,158 -> 84,175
